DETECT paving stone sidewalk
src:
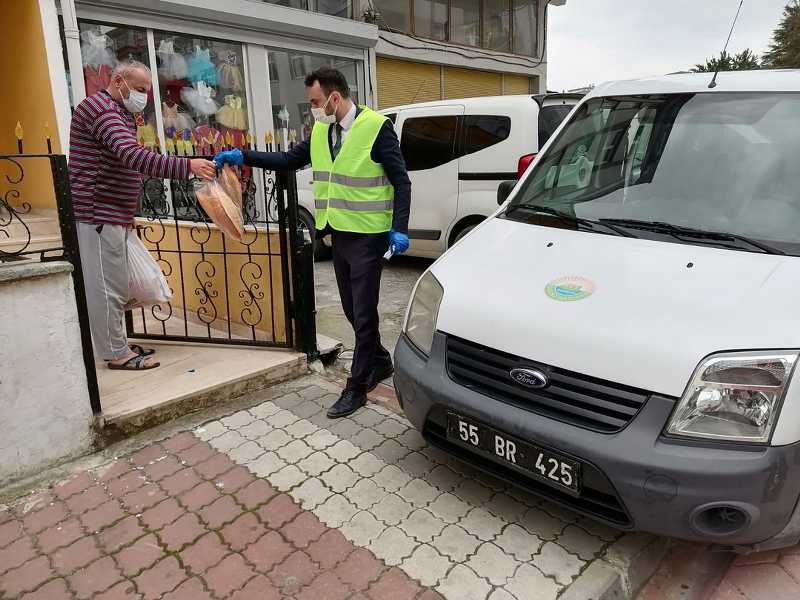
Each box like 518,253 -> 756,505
0,377 -> 624,599
708,544 -> 800,600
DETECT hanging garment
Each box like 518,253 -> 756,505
215,95 -> 248,130
187,46 -> 218,86
162,102 -> 197,133
181,81 -> 219,116
137,123 -> 158,150
217,51 -> 244,91
194,125 -> 224,155
80,29 -> 116,68
157,38 -> 188,81
83,64 -> 113,96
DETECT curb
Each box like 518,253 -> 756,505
562,533 -> 671,600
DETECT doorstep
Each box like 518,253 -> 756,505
96,340 -> 307,442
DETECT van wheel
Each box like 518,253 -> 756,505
450,219 -> 484,246
297,209 -> 331,261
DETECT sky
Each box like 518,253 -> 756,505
546,0 -> 789,91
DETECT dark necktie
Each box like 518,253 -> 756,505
332,123 -> 343,159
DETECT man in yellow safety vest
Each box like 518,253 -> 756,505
215,67 -> 411,418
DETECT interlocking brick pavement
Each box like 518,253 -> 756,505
708,544 -> 800,599
0,377 -> 624,599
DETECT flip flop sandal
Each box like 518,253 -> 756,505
108,355 -> 160,370
130,344 -> 156,357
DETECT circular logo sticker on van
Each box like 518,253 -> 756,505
545,276 -> 596,302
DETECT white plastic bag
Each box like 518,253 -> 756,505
127,233 -> 172,305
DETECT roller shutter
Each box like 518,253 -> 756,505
376,58 -> 441,109
443,67 -> 502,100
503,73 -> 531,95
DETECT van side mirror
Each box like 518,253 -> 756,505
497,180 -> 516,205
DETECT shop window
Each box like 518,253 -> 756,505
153,32 -> 250,156
314,0 -> 351,18
78,21 -> 157,147
268,49 -> 360,149
401,116 -> 458,171
371,0 -> 411,33
483,0 -> 510,52
460,115 -> 510,157
414,0 -> 448,41
512,0 -> 538,57
450,0 -> 480,47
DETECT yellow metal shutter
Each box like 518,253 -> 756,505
503,73 -> 531,95
443,67 -> 502,100
376,58 -> 441,109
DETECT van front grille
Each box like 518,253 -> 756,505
446,336 -> 650,433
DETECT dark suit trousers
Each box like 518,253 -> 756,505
331,230 -> 392,393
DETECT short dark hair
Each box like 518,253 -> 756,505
304,67 -> 351,98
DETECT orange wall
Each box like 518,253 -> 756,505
0,0 -> 62,209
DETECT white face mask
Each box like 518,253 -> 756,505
120,78 -> 148,113
311,94 -> 337,125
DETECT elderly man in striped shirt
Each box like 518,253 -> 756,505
69,60 -> 216,371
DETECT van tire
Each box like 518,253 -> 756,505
298,209 -> 332,262
449,217 -> 486,247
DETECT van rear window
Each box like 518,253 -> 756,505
539,105 -> 573,149
460,115 -> 511,157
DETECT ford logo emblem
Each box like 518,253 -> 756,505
509,368 -> 549,389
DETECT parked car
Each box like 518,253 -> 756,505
296,93 -> 582,259
394,70 -> 800,551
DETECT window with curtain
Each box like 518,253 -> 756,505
414,0 -> 449,41
450,0 -> 480,46
512,0 -> 538,56
372,0 -> 411,33
483,0 -> 510,52
267,49 -> 360,149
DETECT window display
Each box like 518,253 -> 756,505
154,32 -> 251,154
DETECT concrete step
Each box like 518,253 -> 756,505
96,340 -> 308,443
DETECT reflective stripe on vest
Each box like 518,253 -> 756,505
310,106 -> 394,234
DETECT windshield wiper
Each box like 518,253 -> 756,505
506,204 -> 636,238
598,219 -> 786,255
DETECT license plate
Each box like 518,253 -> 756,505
446,412 -> 581,494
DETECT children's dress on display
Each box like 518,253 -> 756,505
181,81 -> 219,116
162,102 -> 197,133
137,123 -> 158,150
194,125 -> 224,155
157,39 -> 188,81
217,52 -> 244,91
215,95 -> 248,130
187,47 -> 218,86
80,29 -> 116,68
83,64 -> 113,96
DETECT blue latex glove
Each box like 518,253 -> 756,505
213,148 -> 243,169
389,229 -> 410,255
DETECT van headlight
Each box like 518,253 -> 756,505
665,352 -> 798,444
404,272 -> 444,356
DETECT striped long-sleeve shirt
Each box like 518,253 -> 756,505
68,90 -> 190,225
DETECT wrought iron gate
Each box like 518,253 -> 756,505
128,167 -> 317,356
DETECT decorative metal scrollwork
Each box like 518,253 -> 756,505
0,157 -> 33,257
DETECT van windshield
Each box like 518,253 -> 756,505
505,93 -> 800,255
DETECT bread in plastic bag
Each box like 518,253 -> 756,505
127,233 -> 172,305
194,165 -> 244,241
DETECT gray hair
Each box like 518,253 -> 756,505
111,60 -> 151,79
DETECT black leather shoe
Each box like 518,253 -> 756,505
367,362 -> 394,393
327,389 -> 367,419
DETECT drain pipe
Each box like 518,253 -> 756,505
60,0 -> 86,107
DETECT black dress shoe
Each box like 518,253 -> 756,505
327,389 -> 367,419
367,362 -> 394,393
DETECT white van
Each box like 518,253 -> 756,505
394,70 -> 800,551
296,93 -> 582,259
